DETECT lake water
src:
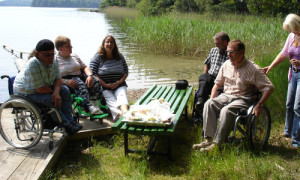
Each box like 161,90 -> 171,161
0,7 -> 203,102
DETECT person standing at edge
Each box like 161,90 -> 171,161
263,14 -> 300,148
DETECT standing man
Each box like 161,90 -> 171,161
192,39 -> 274,151
13,39 -> 82,136
194,32 -> 230,123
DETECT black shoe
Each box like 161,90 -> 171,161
193,117 -> 202,125
195,99 -> 204,110
71,121 -> 83,129
65,124 -> 81,136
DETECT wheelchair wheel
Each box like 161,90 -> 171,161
248,106 -> 271,150
0,96 -> 44,149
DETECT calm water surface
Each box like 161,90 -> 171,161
0,7 -> 203,102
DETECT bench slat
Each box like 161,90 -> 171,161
165,87 -> 176,102
160,86 -> 172,99
153,86 -> 167,99
170,90 -> 185,113
134,85 -> 157,105
141,86 -> 162,105
167,86 -> 193,134
111,116 -> 125,131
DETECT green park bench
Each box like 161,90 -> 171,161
112,84 -> 193,159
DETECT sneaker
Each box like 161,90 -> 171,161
192,138 -> 212,150
89,106 -> 103,115
200,143 -> 216,152
195,99 -> 204,110
90,100 -> 99,107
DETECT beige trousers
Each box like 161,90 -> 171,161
202,93 -> 253,144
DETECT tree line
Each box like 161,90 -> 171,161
100,0 -> 300,17
31,0 -> 101,8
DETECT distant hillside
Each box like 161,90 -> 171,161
0,0 -> 32,6
31,0 -> 101,8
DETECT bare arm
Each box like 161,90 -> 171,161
263,54 -> 287,74
83,66 -> 94,88
210,84 -> 222,99
252,89 -> 273,116
204,64 -> 210,73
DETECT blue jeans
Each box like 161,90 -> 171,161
285,71 -> 300,148
25,85 -> 74,127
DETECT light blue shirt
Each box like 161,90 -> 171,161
13,57 -> 61,94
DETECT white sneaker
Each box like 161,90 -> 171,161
90,100 -> 99,107
89,106 -> 103,115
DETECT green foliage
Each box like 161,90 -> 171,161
31,0 -> 100,8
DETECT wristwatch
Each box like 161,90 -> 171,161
87,74 -> 93,78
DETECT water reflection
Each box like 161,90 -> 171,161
0,7 -> 204,102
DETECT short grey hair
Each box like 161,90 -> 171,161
283,14 -> 300,33
213,32 -> 230,42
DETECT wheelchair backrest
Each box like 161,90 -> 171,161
1,75 -> 15,95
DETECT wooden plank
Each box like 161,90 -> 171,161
168,89 -> 180,107
165,87 -> 176,102
141,86 -> 162,105
8,140 -> 49,180
111,116 -> 125,131
134,85 -> 157,105
170,90 -> 185,113
167,86 -> 193,134
160,86 -> 172,99
0,150 -> 29,180
153,86 -> 166,99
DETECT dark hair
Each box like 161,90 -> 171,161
214,32 -> 230,43
228,39 -> 245,51
98,35 -> 120,59
36,39 -> 54,52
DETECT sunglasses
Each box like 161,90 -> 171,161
39,51 -> 56,57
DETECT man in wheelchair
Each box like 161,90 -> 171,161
13,39 -> 82,136
193,39 -> 274,152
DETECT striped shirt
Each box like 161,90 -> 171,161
13,57 -> 61,94
89,53 -> 128,89
204,47 -> 228,77
215,58 -> 274,96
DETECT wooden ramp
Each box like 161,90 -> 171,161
0,117 -> 115,180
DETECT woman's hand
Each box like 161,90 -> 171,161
262,66 -> 271,74
65,79 -> 78,89
85,75 -> 94,88
290,59 -> 300,67
111,81 -> 120,89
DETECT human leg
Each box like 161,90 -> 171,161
285,72 -> 297,137
103,89 -> 121,120
196,73 -> 215,104
115,86 -> 129,114
213,95 -> 251,145
291,72 -> 300,148
73,77 -> 101,114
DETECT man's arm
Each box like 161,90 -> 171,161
252,89 -> 273,116
51,79 -> 63,107
204,64 -> 210,73
210,84 -> 222,98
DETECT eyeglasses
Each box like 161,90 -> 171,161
226,50 -> 236,55
39,51 -> 56,57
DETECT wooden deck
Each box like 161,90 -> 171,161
0,117 -> 115,180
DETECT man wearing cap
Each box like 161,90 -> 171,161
13,39 -> 82,136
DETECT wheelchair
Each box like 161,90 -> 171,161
194,90 -> 271,151
0,75 -> 64,150
71,94 -> 109,124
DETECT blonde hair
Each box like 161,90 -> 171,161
283,14 -> 300,33
54,36 -> 70,51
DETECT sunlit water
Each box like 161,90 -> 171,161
0,7 -> 203,102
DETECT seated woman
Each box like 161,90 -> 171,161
55,36 -> 103,115
90,35 -> 129,121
